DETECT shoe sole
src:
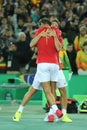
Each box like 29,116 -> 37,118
62,120 -> 72,123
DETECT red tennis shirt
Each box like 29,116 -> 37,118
35,27 -> 63,64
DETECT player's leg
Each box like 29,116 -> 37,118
42,81 -> 63,122
13,86 -> 37,122
58,70 -> 72,122
59,87 -> 72,122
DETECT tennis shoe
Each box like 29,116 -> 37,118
48,114 -> 54,122
55,109 -> 63,118
62,113 -> 72,123
13,111 -> 22,122
44,113 -> 54,122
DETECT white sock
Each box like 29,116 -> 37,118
18,105 -> 24,112
48,108 -> 54,115
51,104 -> 58,113
62,109 -> 66,114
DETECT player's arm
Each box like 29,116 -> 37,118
54,33 -> 63,51
30,33 -> 41,48
55,29 -> 63,50
50,29 -> 62,51
30,30 -> 46,48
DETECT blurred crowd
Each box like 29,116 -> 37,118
0,0 -> 87,75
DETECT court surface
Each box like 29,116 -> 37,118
0,104 -> 87,130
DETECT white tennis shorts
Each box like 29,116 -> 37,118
56,70 -> 67,88
32,63 -> 67,90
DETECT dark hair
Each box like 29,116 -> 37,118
39,17 -> 51,26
